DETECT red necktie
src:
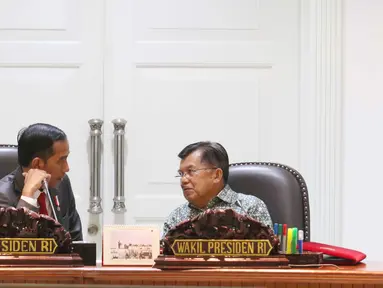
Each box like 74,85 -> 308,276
38,192 -> 48,215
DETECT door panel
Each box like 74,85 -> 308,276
104,0 -> 300,229
0,0 -> 104,255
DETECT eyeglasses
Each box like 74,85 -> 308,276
175,167 -> 217,179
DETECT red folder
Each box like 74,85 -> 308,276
303,242 -> 366,265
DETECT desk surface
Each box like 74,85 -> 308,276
0,262 -> 382,287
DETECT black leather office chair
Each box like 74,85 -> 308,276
0,145 -> 18,180
228,162 -> 310,241
0,146 -> 310,240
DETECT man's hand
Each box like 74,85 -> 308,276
21,169 -> 51,198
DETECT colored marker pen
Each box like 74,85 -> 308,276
282,224 -> 287,253
274,223 -> 279,236
287,228 -> 292,254
278,224 -> 282,251
291,228 -> 297,254
298,230 -> 304,254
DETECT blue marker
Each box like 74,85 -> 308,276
298,230 -> 304,254
274,223 -> 279,236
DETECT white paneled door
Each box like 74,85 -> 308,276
103,0 -> 300,230
0,0 -> 104,250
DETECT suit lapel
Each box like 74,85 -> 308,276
13,167 -> 24,196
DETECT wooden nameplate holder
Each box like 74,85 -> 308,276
153,239 -> 323,270
0,254 -> 83,267
154,209 -> 322,270
154,254 -> 323,270
0,207 -> 83,267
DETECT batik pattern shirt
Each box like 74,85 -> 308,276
162,184 -> 273,237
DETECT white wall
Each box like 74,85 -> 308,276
342,0 -> 383,260
299,0 -> 343,246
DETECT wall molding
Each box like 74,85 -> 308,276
135,63 -> 272,69
0,42 -> 82,67
299,0 -> 343,245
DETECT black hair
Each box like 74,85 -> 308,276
178,141 -> 229,183
17,123 -> 67,167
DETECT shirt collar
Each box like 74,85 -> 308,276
215,184 -> 238,204
188,184 -> 238,210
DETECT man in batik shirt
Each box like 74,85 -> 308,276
162,141 -> 273,238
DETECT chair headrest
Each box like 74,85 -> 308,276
228,162 -> 310,241
0,145 -> 18,180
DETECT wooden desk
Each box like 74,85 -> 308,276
0,262 -> 382,287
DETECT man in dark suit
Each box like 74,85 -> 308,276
0,123 -> 83,241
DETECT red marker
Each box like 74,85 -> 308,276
282,224 -> 287,253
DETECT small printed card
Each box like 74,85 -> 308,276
102,225 -> 160,266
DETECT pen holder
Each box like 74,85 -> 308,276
280,251 -> 323,265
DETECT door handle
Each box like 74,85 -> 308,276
112,118 -> 127,214
88,119 -> 103,214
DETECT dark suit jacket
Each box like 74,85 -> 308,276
0,167 -> 83,241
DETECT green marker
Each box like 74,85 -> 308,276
291,228 -> 298,254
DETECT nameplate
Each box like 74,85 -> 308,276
170,239 -> 273,257
0,238 -> 58,255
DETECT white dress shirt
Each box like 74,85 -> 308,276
20,189 -> 52,217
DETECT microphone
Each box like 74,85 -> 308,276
42,179 -> 58,221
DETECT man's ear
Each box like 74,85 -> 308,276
213,168 -> 223,183
30,157 -> 45,169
